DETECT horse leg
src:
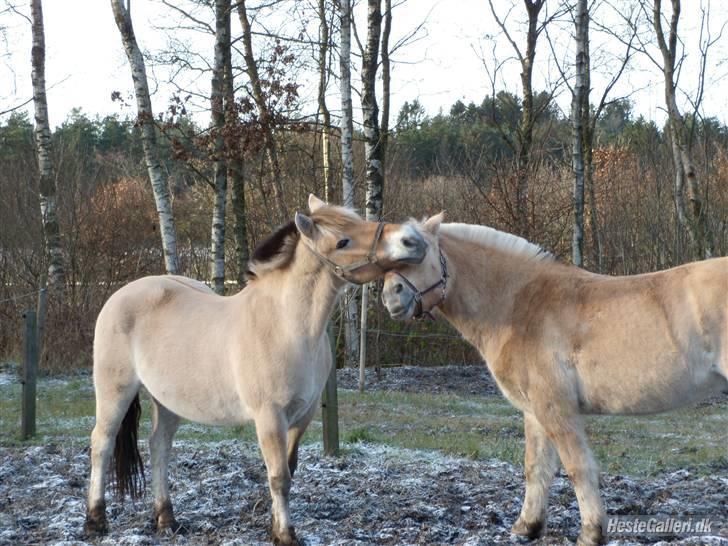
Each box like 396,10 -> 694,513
286,403 -> 317,477
255,410 -> 298,546
511,411 -> 559,539
149,397 -> 181,533
85,379 -> 140,536
537,412 -> 605,546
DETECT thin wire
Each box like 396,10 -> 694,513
0,291 -> 38,305
364,328 -> 464,341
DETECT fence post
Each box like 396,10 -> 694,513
358,283 -> 369,392
21,310 -> 38,440
321,321 -> 339,456
36,281 -> 47,362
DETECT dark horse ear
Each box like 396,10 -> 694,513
294,211 -> 316,239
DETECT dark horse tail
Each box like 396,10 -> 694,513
112,393 -> 145,499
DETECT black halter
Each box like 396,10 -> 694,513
301,221 -> 387,282
391,248 -> 448,320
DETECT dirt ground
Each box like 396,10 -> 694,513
0,365 -> 725,546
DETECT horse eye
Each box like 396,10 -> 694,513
336,238 -> 350,249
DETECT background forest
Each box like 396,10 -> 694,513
1,0 -> 727,371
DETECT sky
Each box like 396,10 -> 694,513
1,0 -> 727,129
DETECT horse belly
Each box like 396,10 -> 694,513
136,358 -> 250,426
576,353 -> 723,415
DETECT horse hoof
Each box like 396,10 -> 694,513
511,518 -> 545,540
83,515 -> 108,537
84,504 -> 108,537
576,523 -> 605,546
272,526 -> 299,545
156,520 -> 186,537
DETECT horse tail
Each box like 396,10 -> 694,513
112,392 -> 146,499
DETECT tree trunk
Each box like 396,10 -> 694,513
110,0 -> 180,275
585,142 -> 604,272
30,0 -> 65,287
571,0 -> 589,267
210,0 -> 230,294
653,0 -> 714,260
237,0 -> 287,222
225,42 -> 249,288
515,0 -> 544,238
339,0 -> 359,369
317,0 -> 333,202
359,0 -> 383,390
361,0 -> 383,221
380,0 -> 392,165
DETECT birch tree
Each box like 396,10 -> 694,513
571,0 -> 589,267
650,0 -> 715,259
30,0 -> 65,286
361,0 -> 383,221
358,0 -> 383,391
209,0 -> 230,294
227,40 -> 249,288
339,0 -> 359,369
237,0 -> 287,222
487,0 -> 547,238
317,0 -> 333,202
110,0 -> 180,275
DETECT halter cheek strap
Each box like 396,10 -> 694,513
301,221 -> 386,282
392,248 -> 448,320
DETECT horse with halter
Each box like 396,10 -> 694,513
84,195 -> 428,545
382,213 -> 727,546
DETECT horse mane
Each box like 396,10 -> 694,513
245,205 -> 362,281
439,223 -> 553,262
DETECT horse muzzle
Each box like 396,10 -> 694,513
382,284 -> 416,321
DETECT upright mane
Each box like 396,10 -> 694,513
246,205 -> 362,280
439,223 -> 553,261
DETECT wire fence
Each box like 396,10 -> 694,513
1,278 -> 482,372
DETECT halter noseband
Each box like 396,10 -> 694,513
392,248 -> 448,320
301,220 -> 386,282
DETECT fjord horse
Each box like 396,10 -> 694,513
85,195 -> 427,545
382,214 -> 727,546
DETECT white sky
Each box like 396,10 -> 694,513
1,0 -> 727,129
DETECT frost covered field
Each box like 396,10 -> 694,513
0,365 -> 726,545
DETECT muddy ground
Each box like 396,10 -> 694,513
0,365 -> 726,546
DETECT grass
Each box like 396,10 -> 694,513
1,372 -> 725,477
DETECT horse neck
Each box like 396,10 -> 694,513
438,234 -> 547,359
267,240 -> 344,340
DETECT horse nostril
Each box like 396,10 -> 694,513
402,237 -> 416,248
394,283 -> 403,294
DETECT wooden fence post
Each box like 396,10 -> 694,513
321,321 -> 339,456
21,310 -> 38,440
358,283 -> 369,392
36,282 -> 47,362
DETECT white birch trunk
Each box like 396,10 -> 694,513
210,0 -> 230,294
318,0 -> 332,202
359,0 -> 383,391
339,0 -> 359,370
110,0 -> 180,275
31,0 -> 65,287
571,0 -> 588,268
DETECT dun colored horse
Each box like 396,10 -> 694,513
382,214 -> 727,546
84,195 -> 428,545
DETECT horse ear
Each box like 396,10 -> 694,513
308,194 -> 326,213
295,211 -> 316,239
423,211 -> 445,235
